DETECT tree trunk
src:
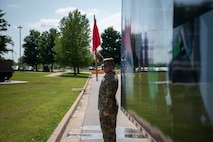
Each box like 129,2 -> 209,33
36,64 -> 38,71
51,63 -> 53,72
77,67 -> 80,74
74,66 -> 76,76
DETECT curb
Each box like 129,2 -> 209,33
47,74 -> 91,142
121,107 -> 156,142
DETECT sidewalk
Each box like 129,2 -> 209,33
48,74 -> 149,142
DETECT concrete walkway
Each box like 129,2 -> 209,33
47,70 -> 71,77
48,74 -> 149,142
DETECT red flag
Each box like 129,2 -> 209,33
92,16 -> 101,52
122,25 -> 132,54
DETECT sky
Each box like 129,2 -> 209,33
0,0 -> 121,62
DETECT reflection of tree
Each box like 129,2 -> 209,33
131,34 -> 138,69
132,32 -> 151,71
174,1 -> 213,27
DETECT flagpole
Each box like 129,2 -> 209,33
92,15 -> 100,81
95,50 -> 98,81
94,15 -> 98,81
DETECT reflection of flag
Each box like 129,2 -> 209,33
122,23 -> 134,96
122,25 -> 131,54
92,16 -> 101,52
122,24 -> 134,72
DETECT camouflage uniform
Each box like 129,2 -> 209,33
96,54 -> 119,142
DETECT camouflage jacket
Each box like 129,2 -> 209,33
98,71 -> 118,113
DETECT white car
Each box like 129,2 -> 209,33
12,66 -> 19,71
88,66 -> 95,70
24,66 -> 34,71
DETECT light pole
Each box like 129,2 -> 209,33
11,41 -> 14,61
17,26 -> 23,68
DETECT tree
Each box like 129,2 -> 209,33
54,9 -> 91,75
38,28 -> 59,72
100,27 -> 121,65
22,30 -> 40,71
0,9 -> 12,58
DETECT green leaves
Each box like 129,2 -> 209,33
0,10 -> 12,57
55,9 -> 92,75
100,27 -> 121,65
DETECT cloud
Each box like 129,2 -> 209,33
27,9 -> 120,34
55,7 -> 77,16
27,18 -> 60,32
7,4 -> 20,8
55,7 -> 100,17
86,8 -> 100,16
98,12 -> 121,33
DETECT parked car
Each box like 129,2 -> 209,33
43,66 -> 50,72
88,66 -> 95,70
97,66 -> 103,70
12,66 -> 19,71
19,66 -> 24,71
24,66 -> 34,71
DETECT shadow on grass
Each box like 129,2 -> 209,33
60,73 -> 89,78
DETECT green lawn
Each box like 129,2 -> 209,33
0,71 -> 89,142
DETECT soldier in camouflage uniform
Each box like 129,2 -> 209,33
95,51 -> 119,142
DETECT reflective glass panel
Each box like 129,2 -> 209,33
121,0 -> 213,141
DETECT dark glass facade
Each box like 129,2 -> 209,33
121,0 -> 213,141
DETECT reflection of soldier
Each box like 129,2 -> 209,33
95,51 -> 119,142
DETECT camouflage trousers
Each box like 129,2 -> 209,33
99,111 -> 118,142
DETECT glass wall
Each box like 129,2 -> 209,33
121,0 -> 213,141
